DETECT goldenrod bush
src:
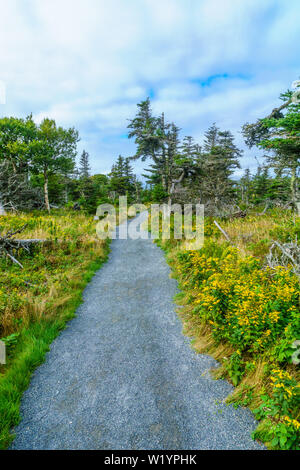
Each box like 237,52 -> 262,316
178,243 -> 299,358
158,210 -> 300,450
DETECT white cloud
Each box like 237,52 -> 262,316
0,0 -> 299,176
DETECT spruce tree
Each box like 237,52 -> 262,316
243,87 -> 300,204
109,155 -> 135,196
79,150 -> 91,178
200,125 -> 242,207
203,123 -> 219,152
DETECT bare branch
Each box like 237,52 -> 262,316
213,220 -> 231,242
6,252 -> 24,269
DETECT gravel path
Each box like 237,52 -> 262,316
11,213 -> 262,450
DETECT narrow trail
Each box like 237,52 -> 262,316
11,214 -> 262,450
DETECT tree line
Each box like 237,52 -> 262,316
0,82 -> 299,214
0,117 -> 143,214
128,85 -> 299,213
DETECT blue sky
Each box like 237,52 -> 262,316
0,0 -> 299,179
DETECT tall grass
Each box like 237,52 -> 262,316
0,210 -> 110,449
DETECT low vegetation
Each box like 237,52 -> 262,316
0,211 -> 109,449
155,209 -> 299,450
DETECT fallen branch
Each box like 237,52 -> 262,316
213,220 -> 231,242
0,224 -> 30,268
0,223 -> 51,270
13,239 -> 48,249
6,252 -> 24,269
256,200 -> 270,216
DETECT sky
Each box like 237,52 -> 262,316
0,0 -> 299,179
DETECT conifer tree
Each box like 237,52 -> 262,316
200,125 -> 241,206
79,150 -> 91,178
243,88 -> 300,204
109,155 -> 135,196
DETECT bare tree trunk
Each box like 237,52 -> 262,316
161,174 -> 167,192
168,171 -> 185,207
167,182 -> 172,207
44,170 -> 50,213
290,163 -> 298,205
134,181 -> 141,203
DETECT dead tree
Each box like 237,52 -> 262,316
0,160 -> 44,211
0,225 -> 48,268
266,241 -> 300,280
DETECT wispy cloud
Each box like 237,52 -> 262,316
0,0 -> 299,176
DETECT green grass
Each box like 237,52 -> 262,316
0,211 -> 110,449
